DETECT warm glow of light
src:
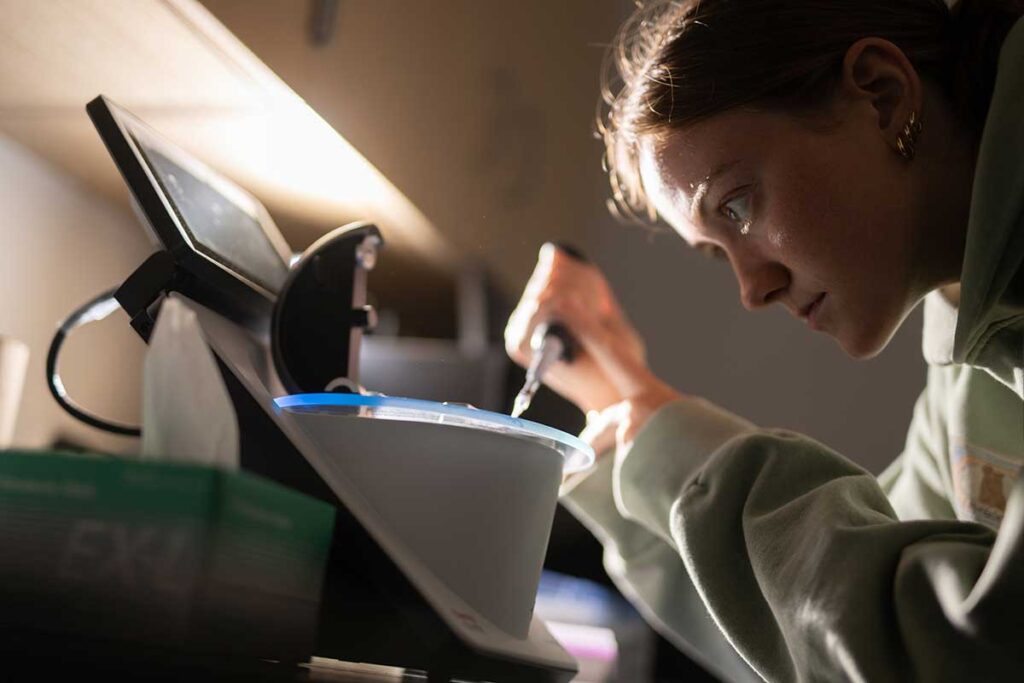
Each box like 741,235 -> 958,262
155,93 -> 453,264
241,97 -> 397,209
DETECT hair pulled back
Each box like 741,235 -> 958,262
600,0 -> 1024,222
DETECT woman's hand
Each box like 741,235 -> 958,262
504,243 -> 681,416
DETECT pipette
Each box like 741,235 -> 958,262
511,322 -> 576,418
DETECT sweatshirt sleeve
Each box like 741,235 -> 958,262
561,401 -> 762,683
614,397 -> 1024,682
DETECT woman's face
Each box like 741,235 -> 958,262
638,106 -> 924,359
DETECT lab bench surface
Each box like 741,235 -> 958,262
0,630 -> 441,683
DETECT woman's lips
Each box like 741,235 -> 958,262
804,293 -> 826,329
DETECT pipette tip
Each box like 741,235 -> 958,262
511,393 -> 531,419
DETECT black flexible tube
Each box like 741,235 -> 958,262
45,288 -> 142,437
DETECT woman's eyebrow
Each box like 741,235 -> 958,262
689,160 -> 740,224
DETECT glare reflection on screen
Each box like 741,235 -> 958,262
140,141 -> 288,294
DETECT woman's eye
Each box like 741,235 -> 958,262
720,191 -> 753,233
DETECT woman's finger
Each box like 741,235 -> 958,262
504,299 -> 539,363
514,290 -> 596,360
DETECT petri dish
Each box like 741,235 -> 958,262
274,393 -> 595,474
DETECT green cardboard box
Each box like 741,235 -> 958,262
0,449 -> 335,660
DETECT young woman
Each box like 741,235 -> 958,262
505,1 -> 1024,680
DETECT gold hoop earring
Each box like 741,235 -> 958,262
896,111 -> 923,161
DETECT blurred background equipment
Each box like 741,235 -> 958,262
535,570 -> 656,682
0,336 -> 29,448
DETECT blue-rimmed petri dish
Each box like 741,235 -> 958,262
274,393 -> 595,474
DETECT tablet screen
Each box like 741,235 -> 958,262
136,138 -> 289,294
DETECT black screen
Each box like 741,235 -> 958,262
137,138 -> 289,294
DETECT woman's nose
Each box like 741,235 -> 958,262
733,256 -> 789,312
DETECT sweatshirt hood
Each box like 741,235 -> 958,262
923,18 -> 1024,373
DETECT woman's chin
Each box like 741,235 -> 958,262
835,321 -> 895,360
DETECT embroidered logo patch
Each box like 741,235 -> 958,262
951,441 -> 1021,529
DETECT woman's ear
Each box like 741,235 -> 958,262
839,37 -> 923,149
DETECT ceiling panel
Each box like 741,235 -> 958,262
0,0 -> 262,110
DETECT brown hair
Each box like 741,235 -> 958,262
600,0 -> 1024,222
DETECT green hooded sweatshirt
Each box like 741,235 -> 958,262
563,17 -> 1024,683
